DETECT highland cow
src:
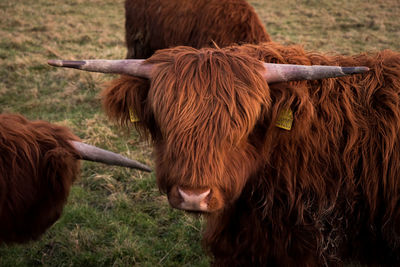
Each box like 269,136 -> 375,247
48,41 -> 400,266
125,0 -> 270,59
0,113 -> 150,244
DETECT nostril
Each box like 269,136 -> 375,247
177,187 -> 211,212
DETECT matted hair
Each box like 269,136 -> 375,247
0,114 -> 80,243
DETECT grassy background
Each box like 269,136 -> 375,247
0,0 -> 399,266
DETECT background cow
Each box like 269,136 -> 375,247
53,41 -> 400,265
0,113 -> 150,244
125,0 -> 270,59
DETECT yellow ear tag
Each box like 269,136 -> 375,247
129,108 -> 140,123
275,109 -> 293,131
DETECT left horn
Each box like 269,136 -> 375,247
48,59 -> 153,79
263,63 -> 369,83
70,141 -> 152,172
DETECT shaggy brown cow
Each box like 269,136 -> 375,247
125,0 -> 270,59
0,113 -> 150,244
49,42 -> 400,266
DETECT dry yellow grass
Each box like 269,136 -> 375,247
251,0 -> 400,54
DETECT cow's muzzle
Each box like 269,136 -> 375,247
168,186 -> 224,212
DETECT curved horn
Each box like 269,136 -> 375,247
262,63 -> 369,83
70,141 -> 152,172
48,59 -> 153,79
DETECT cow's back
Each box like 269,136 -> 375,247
125,0 -> 270,59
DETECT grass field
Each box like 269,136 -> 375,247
0,0 -> 399,266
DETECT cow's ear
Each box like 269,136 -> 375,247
101,75 -> 150,134
267,82 -> 315,133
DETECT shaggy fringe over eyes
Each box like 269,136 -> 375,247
147,46 -> 270,145
0,114 -> 80,244
145,46 -> 270,189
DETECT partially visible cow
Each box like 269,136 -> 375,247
49,41 -> 400,266
0,113 -> 150,244
125,0 -> 270,59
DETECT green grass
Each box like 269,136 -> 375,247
0,0 -> 399,266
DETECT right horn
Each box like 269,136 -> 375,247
70,141 -> 152,172
262,63 -> 369,83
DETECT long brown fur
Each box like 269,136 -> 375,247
0,114 -> 80,244
102,43 -> 400,266
125,0 -> 270,59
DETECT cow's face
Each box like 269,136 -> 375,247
142,47 -> 270,212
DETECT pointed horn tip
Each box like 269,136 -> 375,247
48,59 -> 63,67
141,166 -> 153,172
343,66 -> 370,74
